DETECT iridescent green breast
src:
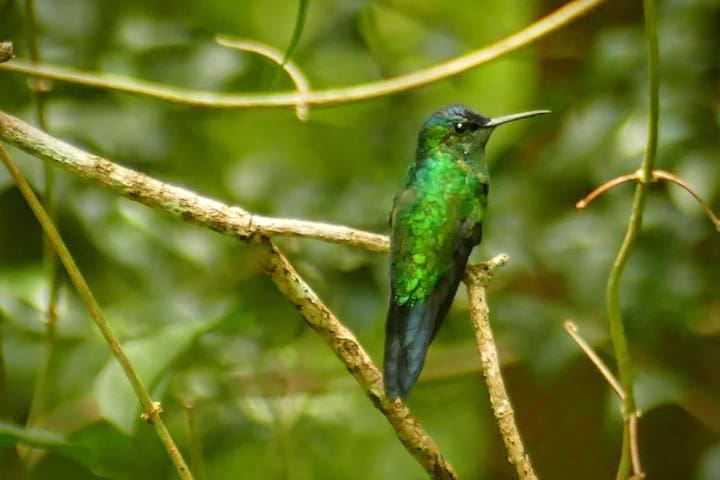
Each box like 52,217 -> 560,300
390,154 -> 487,306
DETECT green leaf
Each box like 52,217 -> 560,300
94,319 -> 210,434
0,421 -> 93,467
282,0 -> 310,64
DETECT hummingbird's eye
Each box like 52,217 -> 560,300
453,121 -> 480,135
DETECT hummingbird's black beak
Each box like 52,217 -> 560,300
485,110 -> 551,127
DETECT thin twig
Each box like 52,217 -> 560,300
652,170 -> 720,230
604,0 -> 659,477
215,36 -> 310,120
563,322 -> 644,478
576,171 -> 640,209
628,413 -> 643,478
563,321 -> 624,400
607,75 -> 644,480
0,0 -> 607,108
0,144 -> 194,480
465,255 -> 538,480
576,4 -> 661,476
0,110 -> 388,252
577,168 -> 720,232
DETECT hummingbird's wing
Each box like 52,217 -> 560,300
384,182 -> 487,400
429,211 -> 484,340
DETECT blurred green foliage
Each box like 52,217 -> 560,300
0,0 -> 719,479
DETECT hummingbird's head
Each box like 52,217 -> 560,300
418,105 -> 492,160
417,105 -> 550,162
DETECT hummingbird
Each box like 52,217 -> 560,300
383,105 -> 549,400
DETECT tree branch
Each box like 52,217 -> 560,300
0,110 -> 388,252
465,255 -> 538,480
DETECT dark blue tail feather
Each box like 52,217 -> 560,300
383,300 -> 434,400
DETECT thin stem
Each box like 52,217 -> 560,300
607,98 -> 643,480
23,0 -> 63,439
0,144 -> 194,480
564,321 -> 645,480
0,0 -> 606,108
578,168 -> 720,231
616,426 -> 631,480
465,256 -> 538,480
628,414 -> 643,477
563,321 -> 625,400
576,171 -> 640,209
215,36 -> 310,120
652,170 -> 720,230
607,0 -> 658,477
642,0 -> 660,183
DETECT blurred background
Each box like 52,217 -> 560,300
0,0 -> 719,478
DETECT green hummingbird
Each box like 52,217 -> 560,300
384,105 -> 549,400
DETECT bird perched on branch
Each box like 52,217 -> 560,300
383,105 -> 549,400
